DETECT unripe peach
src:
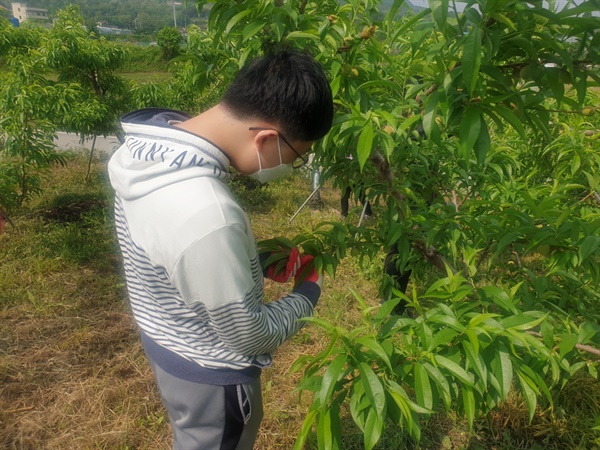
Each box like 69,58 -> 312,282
582,107 -> 596,116
360,25 -> 376,40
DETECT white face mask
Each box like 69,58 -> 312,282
249,137 -> 293,184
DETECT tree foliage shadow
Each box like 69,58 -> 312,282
228,176 -> 277,215
36,192 -> 118,268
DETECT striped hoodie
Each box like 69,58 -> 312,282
108,108 -> 320,385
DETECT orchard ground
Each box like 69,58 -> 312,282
0,150 -> 598,449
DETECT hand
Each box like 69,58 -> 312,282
265,247 -> 302,283
294,255 -> 323,288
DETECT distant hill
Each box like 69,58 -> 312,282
380,0 -> 427,13
4,0 -> 425,33
6,0 -> 199,33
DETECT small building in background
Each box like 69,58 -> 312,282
11,2 -> 48,23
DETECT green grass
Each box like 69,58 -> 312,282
120,72 -> 173,83
1,152 -> 599,449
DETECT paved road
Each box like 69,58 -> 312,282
54,132 -> 122,155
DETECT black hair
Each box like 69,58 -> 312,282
221,50 -> 333,142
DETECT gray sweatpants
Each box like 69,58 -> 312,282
147,355 -> 264,450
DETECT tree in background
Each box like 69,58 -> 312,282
0,19 -> 67,211
0,6 -> 133,210
156,26 -> 183,60
45,6 -> 130,178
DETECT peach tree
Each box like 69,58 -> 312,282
0,7 -> 130,208
201,0 -> 600,446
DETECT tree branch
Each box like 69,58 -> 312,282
299,0 -> 308,14
0,205 -> 15,228
369,148 -> 456,274
526,331 -> 600,359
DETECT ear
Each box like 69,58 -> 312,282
253,129 -> 279,153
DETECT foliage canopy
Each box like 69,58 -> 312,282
187,0 -> 600,446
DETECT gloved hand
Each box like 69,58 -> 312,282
294,255 -> 323,288
265,247 -> 302,283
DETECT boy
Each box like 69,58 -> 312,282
108,50 -> 333,449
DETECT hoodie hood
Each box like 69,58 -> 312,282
108,108 -> 231,200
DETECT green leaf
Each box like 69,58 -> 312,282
493,343 -> 513,400
286,31 -> 320,42
385,0 -> 409,24
261,252 -> 288,269
481,286 -> 517,314
474,117 -> 490,165
499,313 -> 546,331
493,12 -> 516,31
491,104 -> 527,141
288,353 -> 313,374
356,123 -> 374,170
301,316 -> 339,334
398,114 -> 421,136
358,362 -> 386,418
317,407 -> 334,450
468,313 -> 501,328
387,380 -> 427,441
357,80 -> 400,93
414,364 -> 433,410
459,107 -> 482,159
319,354 -> 347,408
506,36 -> 537,59
465,328 -> 481,354
428,327 -> 460,351
293,409 -> 318,450
423,362 -> 451,410
434,354 -> 474,386
571,153 -> 581,176
428,313 -> 466,333
350,382 -> 368,431
363,408 -> 384,450
376,298 -> 404,321
225,9 -> 252,34
422,91 -> 440,142
519,365 -> 552,406
462,26 -> 482,96
558,333 -> 578,358
579,235 -> 600,262
495,231 -> 521,255
517,372 -> 538,422
242,20 -> 267,42
462,385 -> 476,429
387,383 -> 411,418
429,0 -> 449,30
462,341 -> 487,391
330,75 -> 342,97
355,337 -> 393,372
258,237 -> 295,251
295,375 -> 323,393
